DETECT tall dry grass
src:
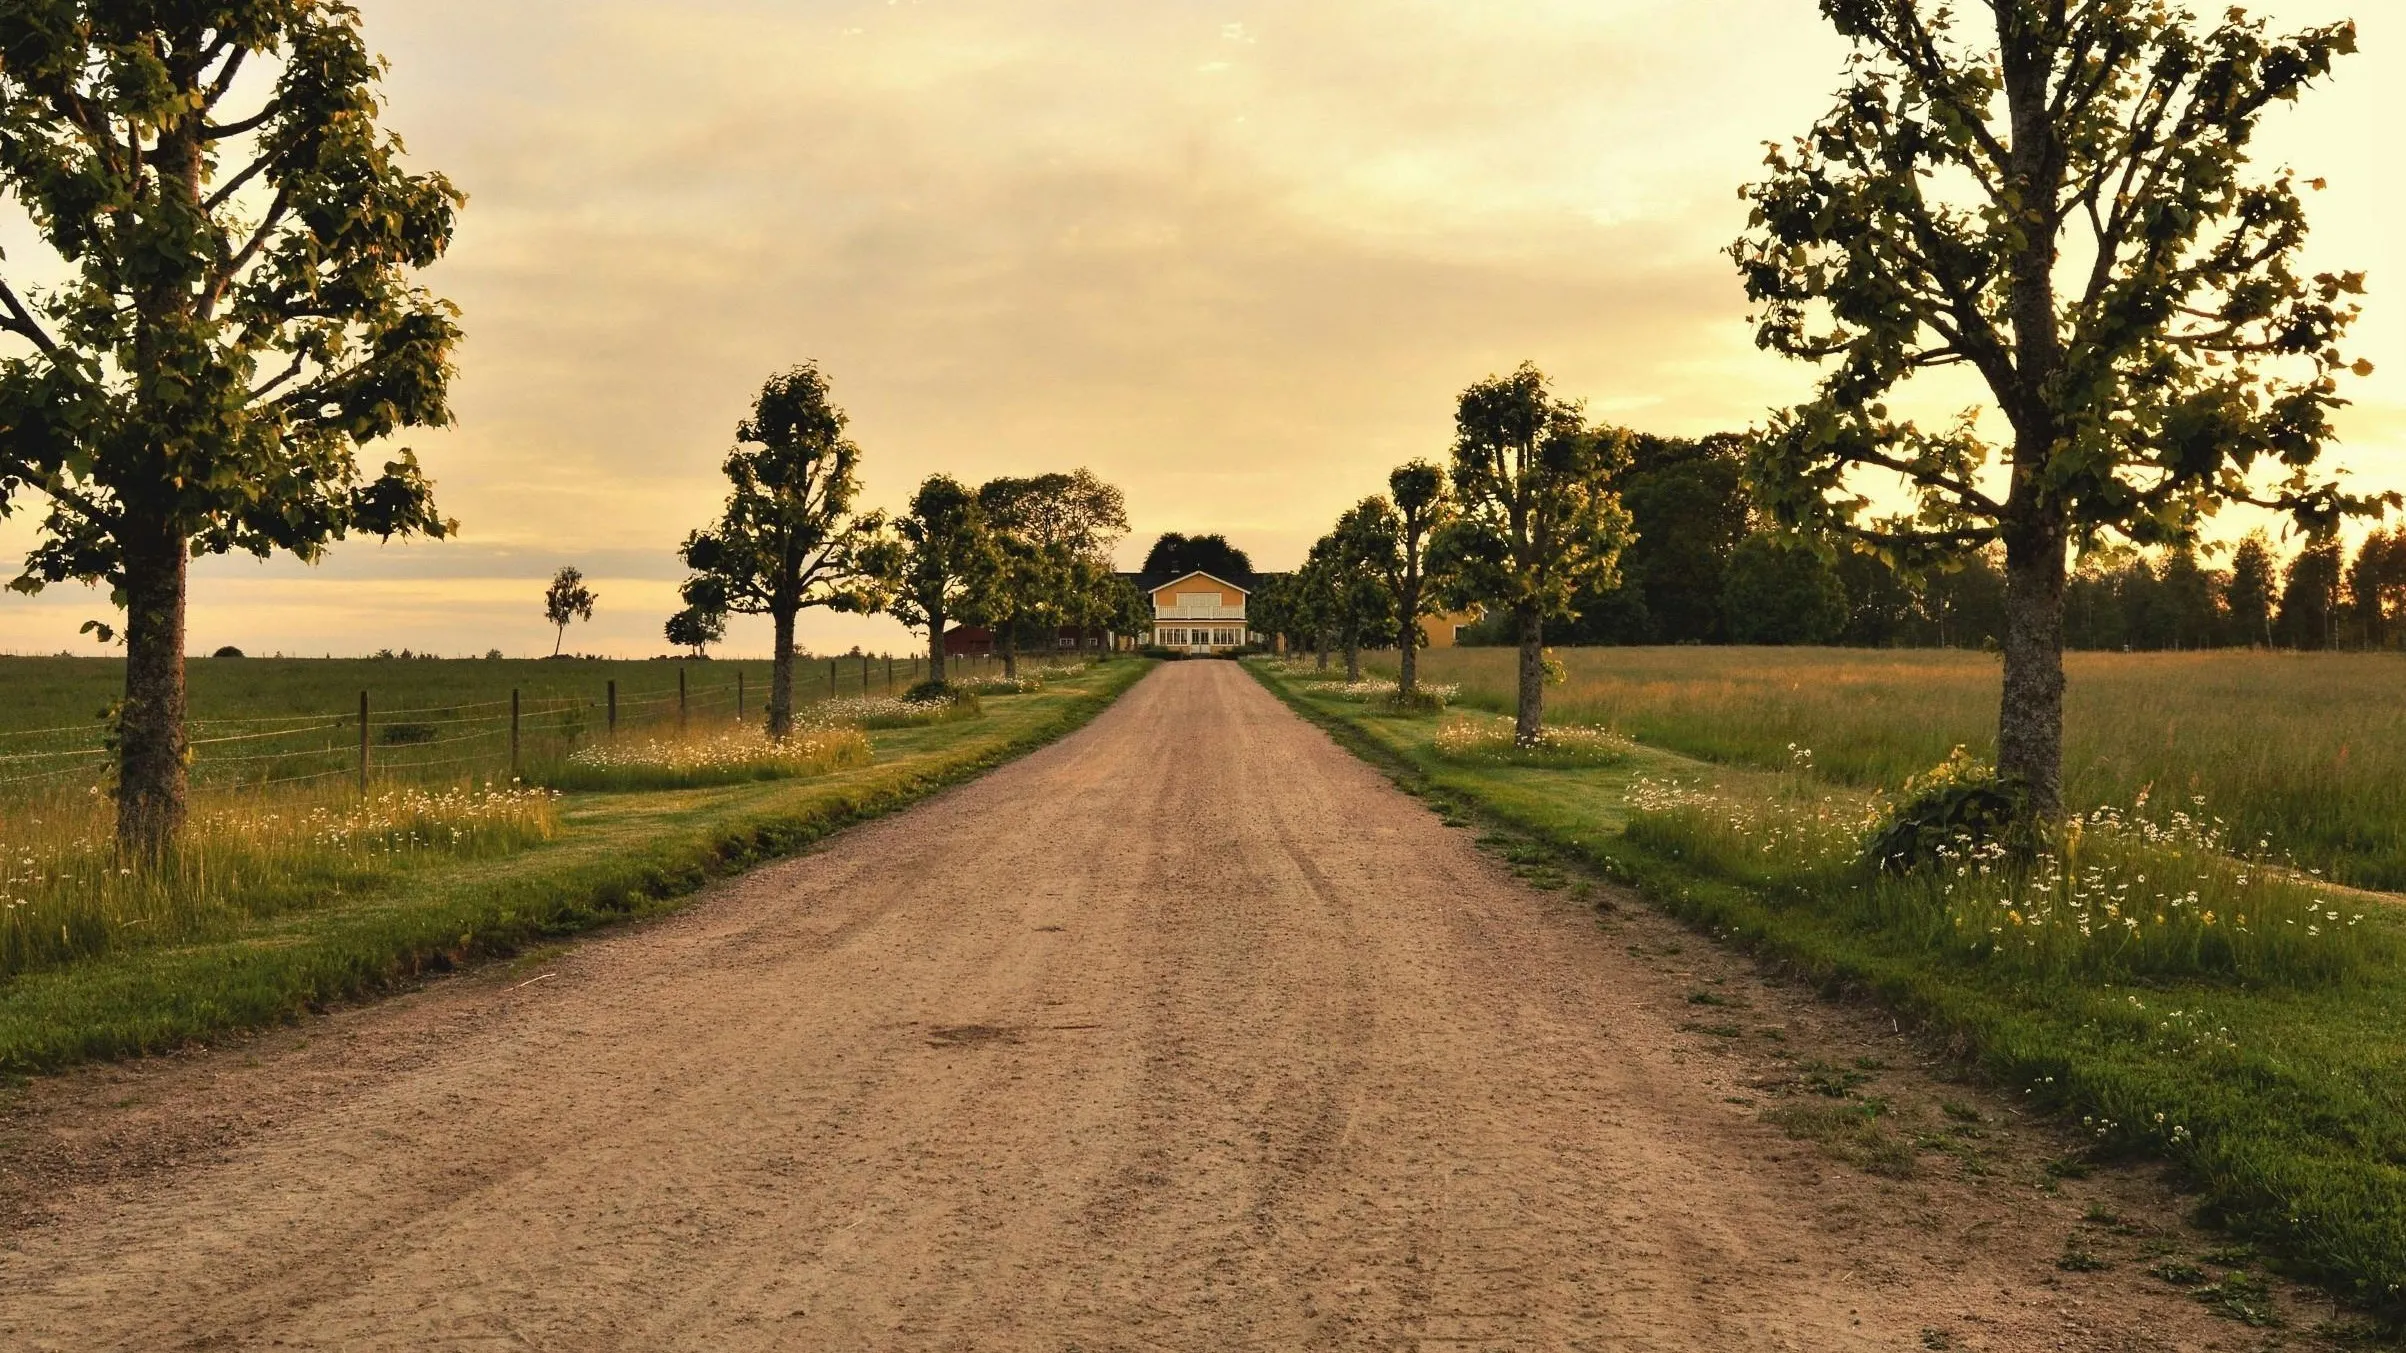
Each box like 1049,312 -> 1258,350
1390,646 -> 2406,889
0,780 -> 558,979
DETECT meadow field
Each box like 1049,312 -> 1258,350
0,651 -> 989,795
1385,646 -> 2406,890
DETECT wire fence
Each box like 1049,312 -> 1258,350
0,650 -> 1044,796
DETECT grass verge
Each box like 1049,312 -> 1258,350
0,660 -> 1149,1075
1252,658 -> 2406,1326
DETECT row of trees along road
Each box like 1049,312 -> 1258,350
1259,362 -> 1633,746
673,365 -> 1142,738
1271,3 -> 2388,827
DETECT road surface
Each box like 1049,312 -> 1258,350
0,662 -> 2280,1350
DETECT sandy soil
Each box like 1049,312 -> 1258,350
0,662 -> 2323,1350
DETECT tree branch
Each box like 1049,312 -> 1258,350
0,276 -> 62,357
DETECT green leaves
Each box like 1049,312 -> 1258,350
0,0 -> 464,595
674,363 -> 886,630
1734,1 -> 2382,562
1436,362 -> 1632,623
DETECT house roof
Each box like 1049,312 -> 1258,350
1152,569 -> 1250,596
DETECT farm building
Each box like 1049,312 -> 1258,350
1149,571 -> 1255,653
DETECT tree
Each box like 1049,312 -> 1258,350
976,470 -> 1128,676
876,475 -> 996,687
2276,534 -> 2344,650
543,567 -> 596,656
2348,528 -> 2406,650
1139,532 -> 1253,586
0,4 -> 464,853
1432,363 -> 1631,743
1734,4 -> 2385,819
665,605 -> 723,659
1576,433 -> 1753,645
2227,533 -> 2279,648
1722,534 -> 1849,645
676,365 -> 886,738
1313,500 -> 1401,681
1385,461 -> 1451,696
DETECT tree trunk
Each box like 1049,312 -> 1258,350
1514,607 -> 1545,745
927,606 -> 948,685
767,606 -> 797,739
1345,630 -> 1361,682
1314,630 -> 1330,671
1997,526 -> 2068,820
1396,585 -> 1419,696
117,518 -> 190,856
1000,618 -> 1018,679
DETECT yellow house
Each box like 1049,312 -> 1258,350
1419,608 -> 1483,648
1150,571 -> 1253,653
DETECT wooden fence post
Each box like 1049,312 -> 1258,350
678,667 -> 688,734
607,679 -> 617,734
510,689 -> 521,776
829,658 -> 837,698
737,669 -> 745,724
886,655 -> 894,693
357,690 -> 369,794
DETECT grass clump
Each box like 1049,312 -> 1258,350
1762,1099 -> 1917,1178
545,726 -> 871,792
1432,717 -> 1633,768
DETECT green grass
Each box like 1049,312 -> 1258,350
1255,658 -> 2406,1325
1387,646 -> 2406,890
0,651 -> 1023,793
0,660 -> 1148,1074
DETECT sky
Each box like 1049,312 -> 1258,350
0,0 -> 2399,658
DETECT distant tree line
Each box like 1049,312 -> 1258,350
1435,433 -> 2406,654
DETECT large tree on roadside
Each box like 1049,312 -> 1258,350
676,365 -> 886,738
1432,363 -> 1632,743
0,3 -> 464,853
1383,460 -> 1450,697
1734,2 -> 2386,818
876,475 -> 996,688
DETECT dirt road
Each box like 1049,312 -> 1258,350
0,663 -> 2294,1350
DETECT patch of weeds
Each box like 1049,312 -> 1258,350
1762,1100 -> 1917,1179
2057,1236 -> 2111,1272
1796,1059 -> 1871,1097
2044,1154 -> 2093,1180
1939,1100 -> 1982,1124
2199,1243 -> 2257,1267
1687,990 -> 1735,1007
2191,1269 -> 2279,1327
1919,1329 -> 1954,1350
1756,1026 -> 1787,1042
2148,1259 -> 2207,1286
1852,1056 -> 1886,1071
2082,1204 -> 2120,1226
1682,1022 -> 1743,1038
1724,1095 -> 1755,1107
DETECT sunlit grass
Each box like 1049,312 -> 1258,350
1388,646 -> 2406,889
546,725 -> 872,792
0,780 -> 558,980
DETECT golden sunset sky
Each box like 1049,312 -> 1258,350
1,0 -> 2399,657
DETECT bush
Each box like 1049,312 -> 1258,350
831,687 -> 983,729
1864,746 -> 2034,874
210,645 -> 245,658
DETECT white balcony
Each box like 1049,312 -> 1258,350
1155,604 -> 1246,621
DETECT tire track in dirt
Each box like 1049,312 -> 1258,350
0,662 -> 2307,1350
